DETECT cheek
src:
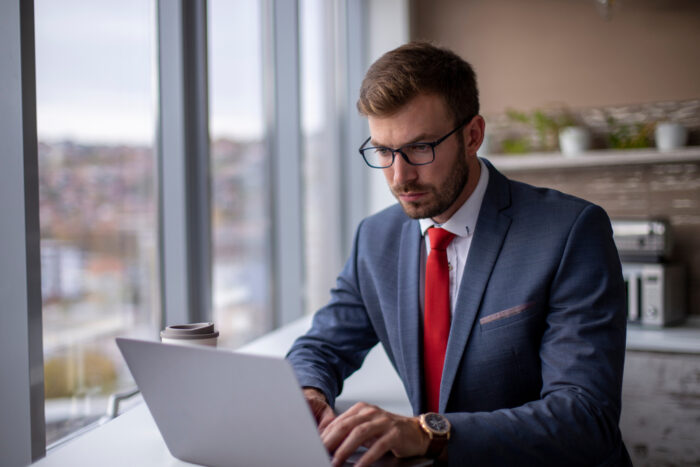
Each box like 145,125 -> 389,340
430,156 -> 456,181
382,167 -> 394,184
416,165 -> 440,184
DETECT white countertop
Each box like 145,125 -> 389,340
626,317 -> 700,354
34,314 -> 700,465
33,316 -> 411,466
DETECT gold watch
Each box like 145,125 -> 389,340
418,412 -> 451,459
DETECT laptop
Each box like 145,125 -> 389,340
116,338 -> 433,467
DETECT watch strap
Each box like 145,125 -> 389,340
425,435 -> 448,459
419,413 -> 450,459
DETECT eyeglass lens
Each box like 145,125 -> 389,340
364,143 -> 434,168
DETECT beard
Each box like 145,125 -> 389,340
391,142 -> 470,220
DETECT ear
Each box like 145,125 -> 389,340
463,115 -> 486,156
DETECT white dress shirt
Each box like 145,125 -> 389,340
418,158 -> 489,315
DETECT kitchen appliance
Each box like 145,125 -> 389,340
612,219 -> 671,263
621,263 -> 686,326
612,219 -> 686,326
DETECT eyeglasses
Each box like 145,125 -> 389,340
358,119 -> 469,169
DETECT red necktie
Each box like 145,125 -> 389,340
423,227 -> 455,413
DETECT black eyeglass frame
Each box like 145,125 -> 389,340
358,118 -> 470,169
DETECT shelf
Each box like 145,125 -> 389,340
626,317 -> 700,354
485,147 -> 700,172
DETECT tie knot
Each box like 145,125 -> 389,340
428,227 -> 456,251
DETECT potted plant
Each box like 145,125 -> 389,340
505,108 -> 585,155
606,116 -> 654,149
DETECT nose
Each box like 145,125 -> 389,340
389,151 -> 418,185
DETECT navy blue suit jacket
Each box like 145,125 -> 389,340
287,160 -> 630,465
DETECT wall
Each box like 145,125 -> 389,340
411,0 -> 700,115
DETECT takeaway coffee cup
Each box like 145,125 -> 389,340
160,322 -> 219,347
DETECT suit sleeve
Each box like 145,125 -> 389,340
444,204 -> 630,466
286,219 -> 379,409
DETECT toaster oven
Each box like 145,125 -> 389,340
621,263 -> 686,326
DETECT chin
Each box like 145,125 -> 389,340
399,201 -> 438,220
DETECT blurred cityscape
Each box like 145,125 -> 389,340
40,137 -> 270,444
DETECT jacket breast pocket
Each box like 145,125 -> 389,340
479,301 -> 538,331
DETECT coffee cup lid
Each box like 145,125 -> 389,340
160,322 -> 219,340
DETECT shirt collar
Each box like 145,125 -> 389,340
419,158 -> 490,238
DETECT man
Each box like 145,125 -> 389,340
287,41 -> 630,466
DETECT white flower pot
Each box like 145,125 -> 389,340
655,122 -> 687,151
559,126 -> 591,157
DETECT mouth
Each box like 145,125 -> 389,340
398,192 -> 427,202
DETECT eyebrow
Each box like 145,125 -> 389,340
370,132 -> 438,148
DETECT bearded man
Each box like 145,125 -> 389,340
287,41 -> 631,467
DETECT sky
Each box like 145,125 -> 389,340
35,0 -> 157,144
34,0 -> 324,145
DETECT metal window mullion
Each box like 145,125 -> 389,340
156,0 -> 212,326
0,0 -> 46,464
265,0 -> 304,326
340,0 -> 369,256
317,0 -> 344,292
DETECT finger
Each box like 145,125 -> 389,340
331,416 -> 390,467
321,404 -> 379,453
352,429 -> 398,467
322,401 -> 377,435
317,405 -> 336,432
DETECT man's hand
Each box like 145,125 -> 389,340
303,387 -> 336,431
321,402 -> 430,467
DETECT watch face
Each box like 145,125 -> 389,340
424,413 -> 450,434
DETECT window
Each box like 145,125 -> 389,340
300,0 -> 344,314
3,1 -> 370,460
208,0 -> 272,347
35,0 -> 159,445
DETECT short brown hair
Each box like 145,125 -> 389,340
357,41 -> 479,124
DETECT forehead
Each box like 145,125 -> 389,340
367,94 -> 452,147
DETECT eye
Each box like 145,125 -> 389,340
372,147 -> 392,157
407,143 -> 432,153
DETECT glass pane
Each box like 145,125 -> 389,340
208,0 -> 272,347
35,0 -> 159,445
300,0 -> 343,314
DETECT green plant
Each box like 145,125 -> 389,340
506,109 -> 578,152
606,116 -> 654,149
501,138 -> 530,154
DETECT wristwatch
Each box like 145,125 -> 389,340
418,412 -> 451,459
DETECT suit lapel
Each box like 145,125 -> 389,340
439,160 -> 513,412
396,218 -> 423,414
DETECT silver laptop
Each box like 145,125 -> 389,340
116,338 -> 432,467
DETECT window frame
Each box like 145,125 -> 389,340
0,0 -> 46,463
157,0 -> 213,327
0,0 -> 371,461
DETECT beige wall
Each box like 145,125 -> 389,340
411,0 -> 700,115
